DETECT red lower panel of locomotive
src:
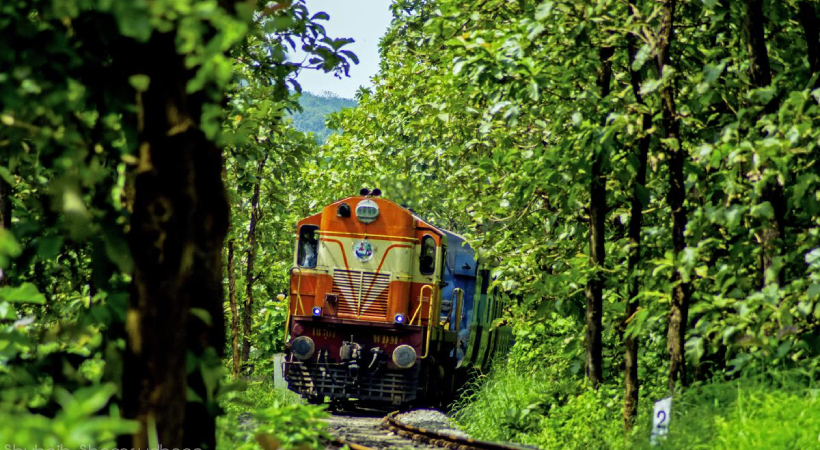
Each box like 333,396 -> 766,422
284,319 -> 427,406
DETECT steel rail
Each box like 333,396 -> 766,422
328,410 -> 536,450
382,411 -> 536,450
330,436 -> 381,450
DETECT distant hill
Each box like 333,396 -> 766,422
289,91 -> 357,143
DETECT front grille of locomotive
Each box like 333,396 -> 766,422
332,269 -> 390,319
285,362 -> 419,404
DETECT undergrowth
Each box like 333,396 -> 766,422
451,365 -> 820,450
217,378 -> 330,450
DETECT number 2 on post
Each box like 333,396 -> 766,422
656,411 -> 666,427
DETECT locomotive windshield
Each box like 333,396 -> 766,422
420,235 -> 436,275
297,225 -> 318,268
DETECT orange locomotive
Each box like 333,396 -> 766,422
284,189 -> 511,406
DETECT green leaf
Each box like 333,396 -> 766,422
74,384 -> 118,415
311,12 -> 330,21
0,302 -> 17,320
526,81 -> 539,101
535,1 -> 554,20
129,74 -> 151,92
340,50 -> 359,65
660,137 -> 680,151
0,228 -> 21,268
751,202 -> 774,219
631,44 -> 651,71
104,227 -> 134,274
190,307 -> 212,326
685,336 -> 704,362
0,282 -> 46,304
37,236 -> 64,260
635,183 -> 650,207
639,78 -> 663,95
453,59 -> 466,75
806,248 -> 820,269
0,166 -> 13,184
116,4 -> 152,41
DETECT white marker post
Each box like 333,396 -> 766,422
273,353 -> 287,389
650,396 -> 672,446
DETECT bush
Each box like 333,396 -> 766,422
632,373 -> 820,450
452,364 -> 820,450
451,364 -> 625,450
217,378 -> 330,450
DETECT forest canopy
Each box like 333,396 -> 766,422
2,0 -> 820,449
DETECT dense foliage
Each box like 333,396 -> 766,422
0,0 -> 348,448
315,0 -> 820,447
3,0 -> 820,449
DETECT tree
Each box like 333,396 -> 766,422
227,238 -> 240,379
242,155 -> 267,365
585,44 -> 614,388
654,0 -> 690,391
0,1 -> 354,447
623,0 -> 652,427
798,1 -> 820,86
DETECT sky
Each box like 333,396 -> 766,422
296,0 -> 394,99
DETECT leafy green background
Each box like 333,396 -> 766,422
3,0 -> 820,449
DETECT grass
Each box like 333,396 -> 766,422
450,364 -> 820,450
635,374 -> 820,450
450,365 -> 626,450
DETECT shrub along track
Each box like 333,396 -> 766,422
326,410 -> 536,450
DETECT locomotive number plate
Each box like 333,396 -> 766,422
312,329 -> 337,338
373,334 -> 399,345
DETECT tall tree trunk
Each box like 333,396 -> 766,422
745,0 -> 785,287
0,174 -> 11,287
585,45 -> 614,388
228,238 -> 240,379
242,156 -> 267,365
656,0 -> 690,392
744,0 -> 772,88
798,1 -> 820,86
121,30 -> 229,450
623,23 -> 651,429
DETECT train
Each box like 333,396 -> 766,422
283,189 -> 512,407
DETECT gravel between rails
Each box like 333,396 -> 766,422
325,409 -> 472,450
325,413 -> 439,450
393,409 -> 471,439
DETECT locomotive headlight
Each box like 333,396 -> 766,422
355,199 -> 380,224
394,313 -> 405,324
291,336 -> 315,361
392,345 -> 417,369
312,307 -> 322,317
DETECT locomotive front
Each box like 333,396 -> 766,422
283,191 -> 443,405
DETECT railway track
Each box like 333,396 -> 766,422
326,409 -> 536,450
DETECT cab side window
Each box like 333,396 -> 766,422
420,235 -> 436,275
297,225 -> 319,268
